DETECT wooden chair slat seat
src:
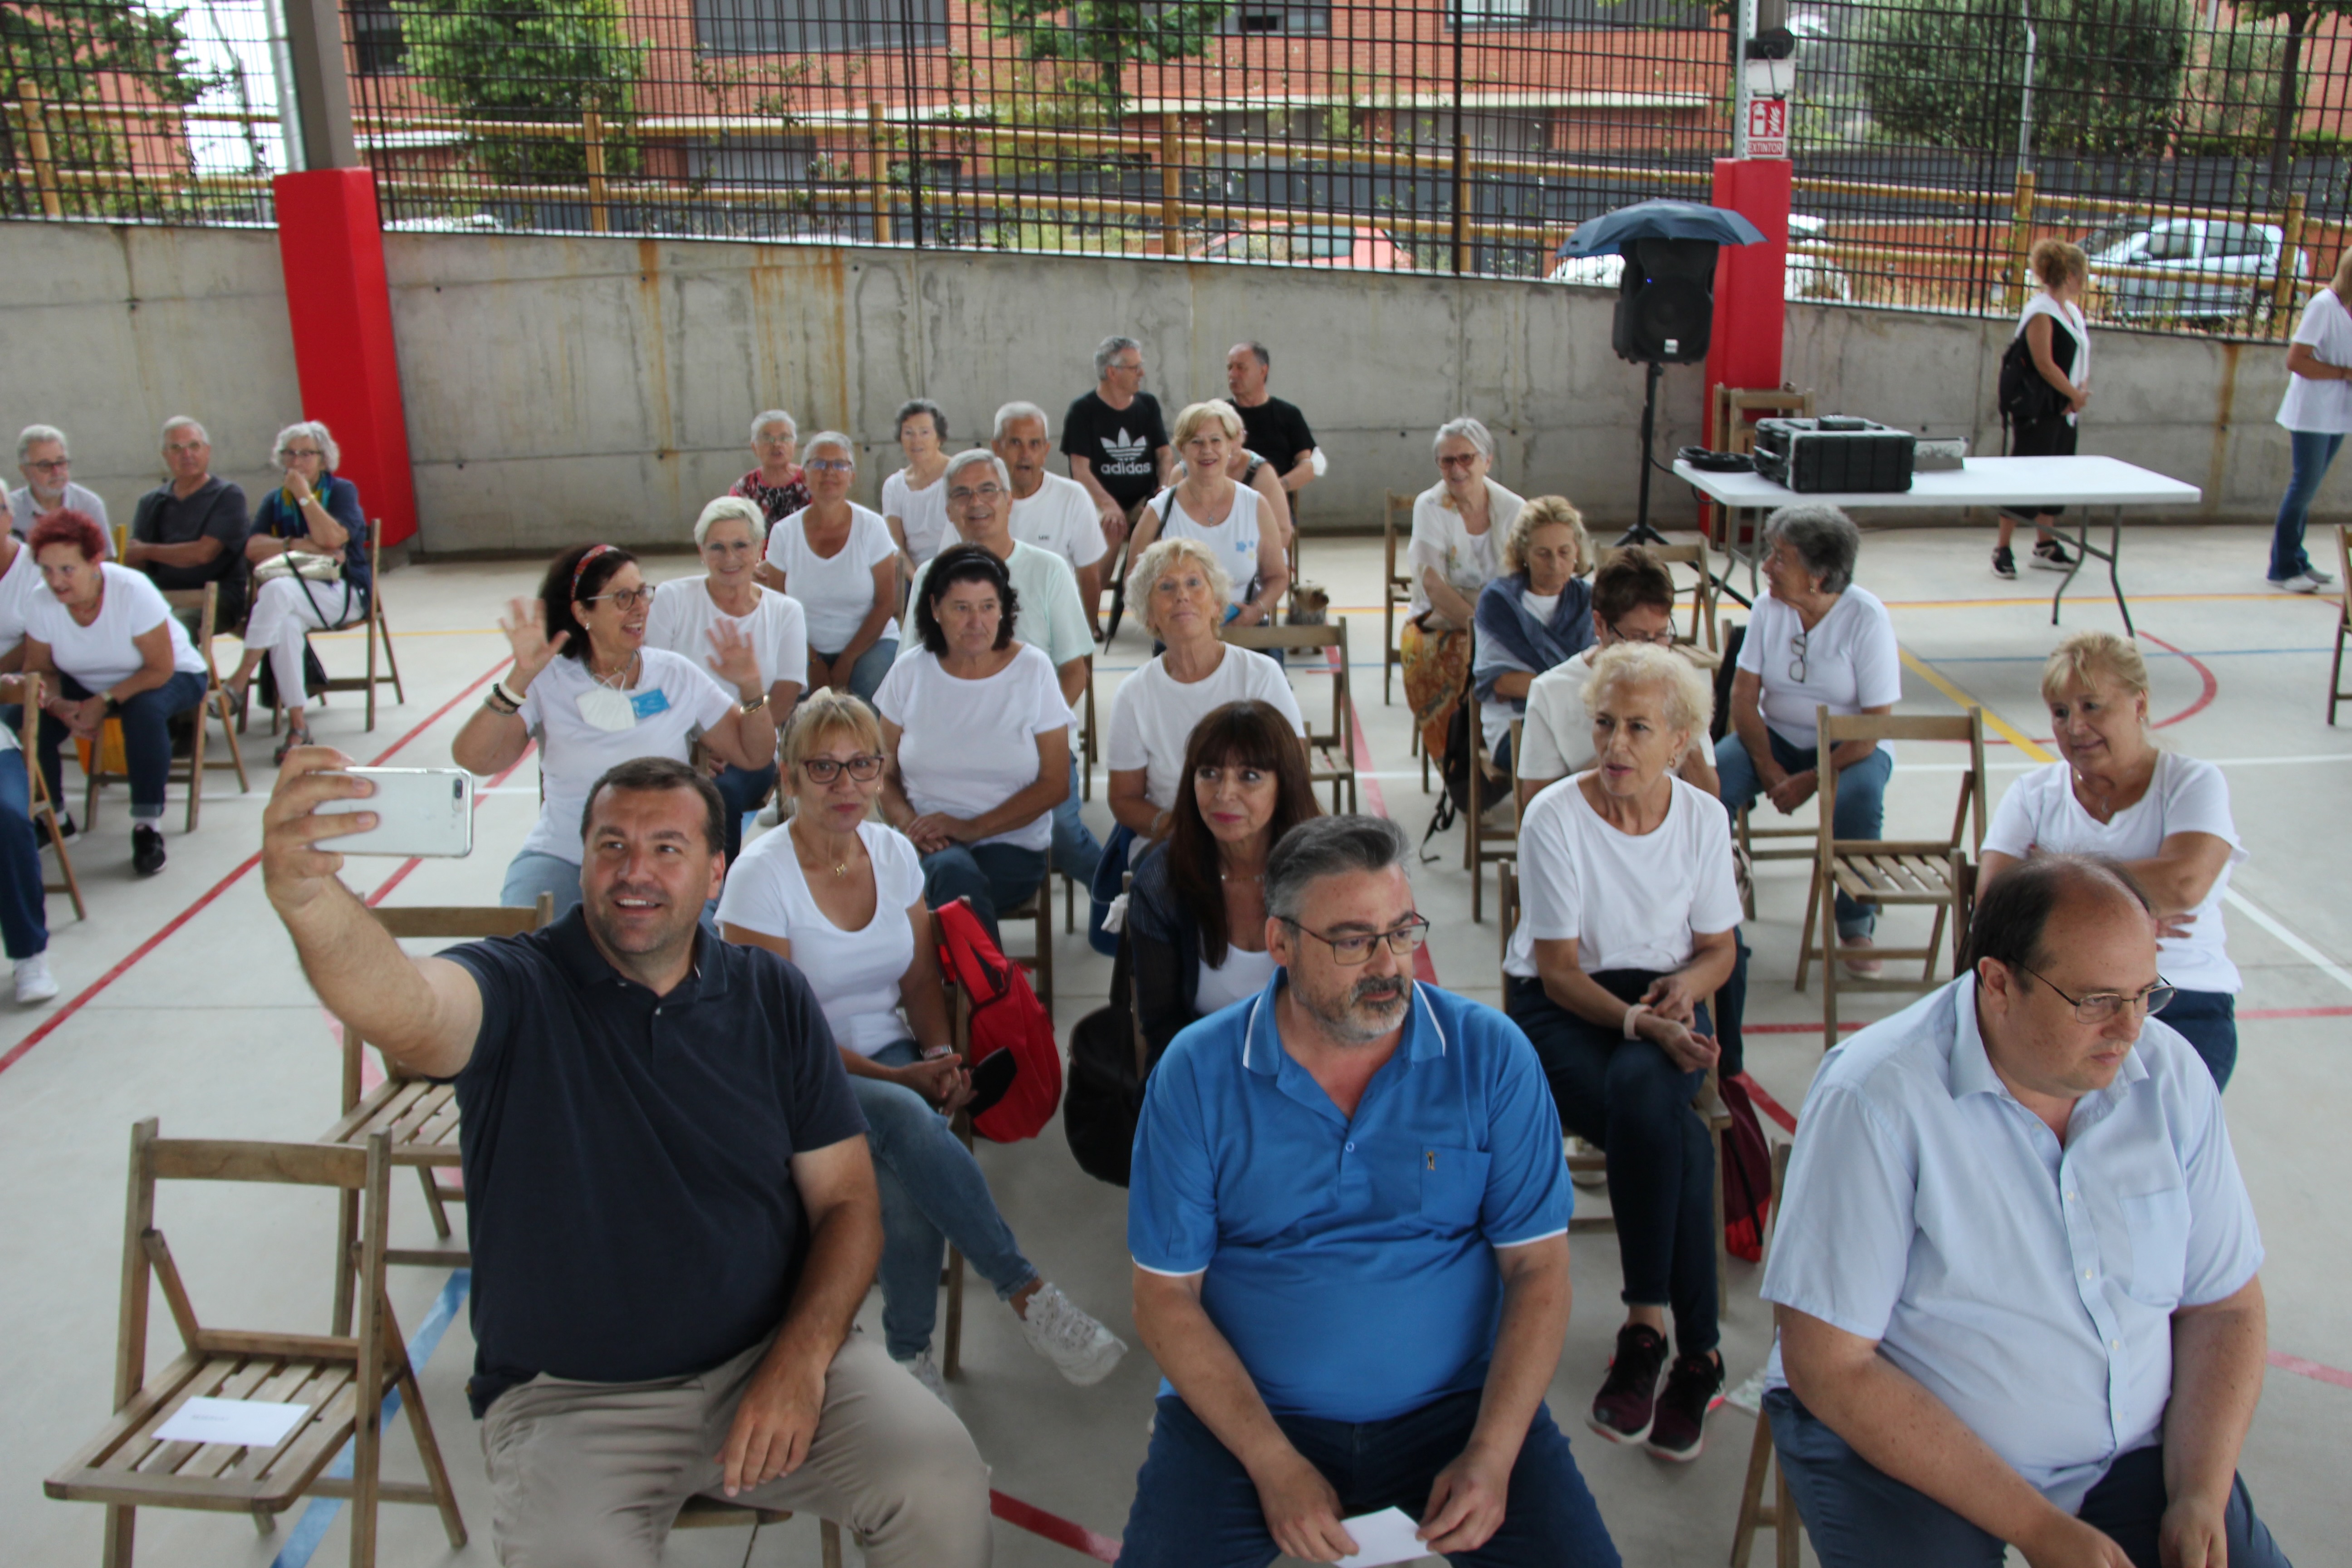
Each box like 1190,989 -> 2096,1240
1220,617 -> 1359,813
1383,490 -> 1416,707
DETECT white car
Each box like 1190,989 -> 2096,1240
1546,215 -> 1853,303
2086,217 -> 2308,323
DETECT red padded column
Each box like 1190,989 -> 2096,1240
272,168 -> 417,547
1703,156 -> 1792,448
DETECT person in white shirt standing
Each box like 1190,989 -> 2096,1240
2266,247 -> 2352,592
10,425 -> 109,545
995,401 -> 1112,636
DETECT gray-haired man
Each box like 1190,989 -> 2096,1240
11,424 -> 110,544
1063,335 -> 1172,547
995,400 -> 1111,635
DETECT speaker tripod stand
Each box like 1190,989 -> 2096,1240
1615,358 -> 1672,549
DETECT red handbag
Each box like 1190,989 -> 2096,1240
932,897 -> 1062,1142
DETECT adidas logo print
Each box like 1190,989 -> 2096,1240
1101,428 -> 1152,474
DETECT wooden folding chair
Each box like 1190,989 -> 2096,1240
1383,490 -> 1417,706
1462,697 -> 1517,923
306,519 -> 407,733
1729,1143 -> 1802,1568
22,683 -> 87,920
317,897 -> 557,1332
2329,524 -> 2352,724
1721,619 -> 1817,922
78,584 -> 249,831
1797,705 -> 1987,1048
1220,618 -> 1358,812
1079,673 -> 1098,801
1709,388 -> 1815,597
46,1120 -> 467,1567
1000,850 -> 1056,1020
674,1497 -> 844,1563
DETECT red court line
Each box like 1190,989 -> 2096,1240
992,1489 -> 1122,1562
2268,1350 -> 2352,1392
1730,1071 -> 1798,1135
0,659 -> 511,1080
2138,632 -> 2220,731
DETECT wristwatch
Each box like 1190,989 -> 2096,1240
739,691 -> 769,716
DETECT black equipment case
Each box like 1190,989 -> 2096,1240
1751,416 -> 1916,494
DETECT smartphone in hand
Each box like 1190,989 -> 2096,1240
315,768 -> 474,858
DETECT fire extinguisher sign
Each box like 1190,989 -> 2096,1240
1746,98 -> 1788,159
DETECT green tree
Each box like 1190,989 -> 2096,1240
1855,0 -> 2195,157
981,0 -> 1232,122
2234,0 -> 2352,187
391,0 -> 647,177
0,0 -> 220,214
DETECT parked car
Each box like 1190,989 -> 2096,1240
1190,222 -> 1416,270
1546,214 -> 1853,302
2085,218 -> 2309,322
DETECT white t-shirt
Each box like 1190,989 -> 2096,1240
716,821 -> 927,1058
902,539 -> 1094,678
1196,945 -> 1279,1015
24,563 -> 206,692
1983,752 -> 2245,995
2277,289 -> 2352,434
874,642 -> 1068,852
882,468 -> 953,566
511,648 -> 738,863
0,541 -> 49,663
763,504 -> 900,654
1519,643 -> 1717,782
1408,479 -> 1524,618
2014,294 -> 2091,426
1735,586 -> 1902,755
1107,644 -> 1306,812
1505,774 -> 1743,979
1010,472 -> 1109,574
643,577 -> 808,694
1143,483 -> 1264,595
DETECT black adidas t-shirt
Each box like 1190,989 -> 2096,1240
1235,397 -> 1316,478
1062,390 -> 1170,510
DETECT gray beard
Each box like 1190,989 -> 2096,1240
1298,976 -> 1410,1044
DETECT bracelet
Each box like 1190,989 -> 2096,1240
483,683 -> 521,716
739,690 -> 768,716
1621,1003 -> 1651,1040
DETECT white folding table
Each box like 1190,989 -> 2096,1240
1669,455 -> 2203,636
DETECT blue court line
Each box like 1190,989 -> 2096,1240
270,1269 -> 471,1568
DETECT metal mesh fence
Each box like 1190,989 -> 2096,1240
6,0 -> 2352,336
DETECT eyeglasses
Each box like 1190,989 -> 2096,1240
2019,966 -> 2174,1024
1607,619 -> 1678,648
1436,452 -> 1480,470
1107,359 -> 1143,374
164,442 -> 206,456
802,755 -> 885,783
755,434 -> 794,447
1283,913 -> 1431,967
23,457 -> 68,474
583,587 -> 653,611
947,484 -> 1005,503
1788,630 -> 1809,685
806,458 -> 854,474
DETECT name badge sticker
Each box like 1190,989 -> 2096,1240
630,688 -> 671,720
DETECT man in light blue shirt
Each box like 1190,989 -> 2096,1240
1763,854 -> 2290,1568
1122,815 -> 1616,1568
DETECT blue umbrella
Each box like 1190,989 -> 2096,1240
1554,199 -> 1768,260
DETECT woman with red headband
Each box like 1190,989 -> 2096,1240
452,543 -> 779,914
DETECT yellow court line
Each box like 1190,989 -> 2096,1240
1899,648 -> 2057,763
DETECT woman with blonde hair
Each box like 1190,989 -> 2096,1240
1979,630 -> 2246,1088
1471,494 -> 1594,772
1123,399 -> 1289,629
1993,238 -> 2087,580
2265,247 -> 2352,592
719,691 -> 1126,1396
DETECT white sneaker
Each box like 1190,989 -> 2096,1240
2309,566 -> 2339,587
2271,572 -> 2324,593
893,1348 -> 951,1405
1018,1283 -> 1127,1386
14,953 -> 58,1004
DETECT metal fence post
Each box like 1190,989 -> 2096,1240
868,103 -> 893,244
583,110 -> 610,234
1161,111 -> 1184,256
20,83 -> 64,219
2271,191 -> 2307,325
2005,168 -> 2037,312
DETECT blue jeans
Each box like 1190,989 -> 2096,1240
1121,1389 -> 1618,1568
1506,972 -> 1717,1356
0,749 -> 48,960
921,841 -> 1046,948
1050,752 -> 1102,887
2270,428 -> 2343,582
1715,728 -> 1892,938
1766,1389 -> 2291,1568
858,1040 -> 1038,1361
35,671 -> 207,822
819,639 -> 899,704
711,759 -> 779,864
2158,989 -> 2237,1092
501,849 -> 583,916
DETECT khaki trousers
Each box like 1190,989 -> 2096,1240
480,1330 -> 991,1567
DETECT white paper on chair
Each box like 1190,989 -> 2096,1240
1332,1507 -> 1434,1567
153,1397 -> 311,1448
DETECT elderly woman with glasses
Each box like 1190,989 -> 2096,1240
1504,641 -> 1741,1463
1714,504 -> 1900,974
221,420 -> 372,760
1402,415 -> 1524,767
720,691 -> 1126,1399
729,408 -> 811,524
645,495 -> 808,862
758,431 -> 899,703
452,543 -> 778,914
1980,631 -> 2245,1089
1123,399 -> 1291,629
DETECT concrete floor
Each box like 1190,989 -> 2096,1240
1,524 -> 2346,1568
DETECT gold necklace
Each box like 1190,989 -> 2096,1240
792,819 -> 854,879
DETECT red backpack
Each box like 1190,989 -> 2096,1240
932,897 -> 1062,1143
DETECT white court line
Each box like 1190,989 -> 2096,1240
2222,889 -> 2352,999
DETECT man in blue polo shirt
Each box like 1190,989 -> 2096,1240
1122,814 -> 1618,1567
261,751 -> 990,1566
1764,855 -> 2290,1568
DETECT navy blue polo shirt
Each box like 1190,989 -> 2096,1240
444,909 -> 865,1415
1128,975 -> 1570,1424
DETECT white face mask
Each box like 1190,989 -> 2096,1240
576,686 -> 637,733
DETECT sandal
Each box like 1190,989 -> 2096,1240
274,723 -> 313,765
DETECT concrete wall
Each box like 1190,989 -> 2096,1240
5,217 -> 2344,553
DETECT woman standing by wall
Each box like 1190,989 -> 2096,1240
1993,239 -> 2087,582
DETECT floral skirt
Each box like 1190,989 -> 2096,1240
1400,614 -> 1470,762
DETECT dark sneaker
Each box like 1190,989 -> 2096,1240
36,813 -> 77,850
132,823 -> 166,877
2031,538 -> 2076,572
1589,1323 -> 1669,1444
1645,1351 -> 1726,1462
1991,546 -> 2017,580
